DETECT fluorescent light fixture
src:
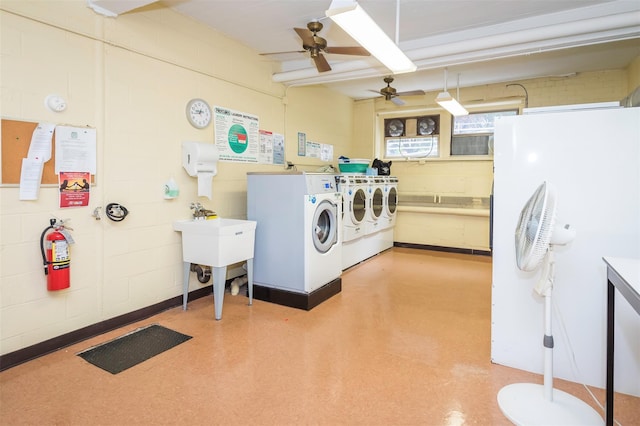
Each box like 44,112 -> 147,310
436,92 -> 469,116
326,1 -> 416,74
86,0 -> 157,17
435,68 -> 468,116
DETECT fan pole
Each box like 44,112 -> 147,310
534,247 -> 556,401
544,290 -> 554,401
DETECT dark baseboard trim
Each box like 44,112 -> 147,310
394,242 -> 492,257
252,278 -> 342,311
0,284 -> 219,372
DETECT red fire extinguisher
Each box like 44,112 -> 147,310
40,219 -> 73,291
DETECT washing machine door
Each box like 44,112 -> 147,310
312,200 -> 338,253
386,186 -> 398,215
350,187 -> 367,224
371,186 -> 384,219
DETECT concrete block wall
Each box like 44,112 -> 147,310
0,1 -> 354,356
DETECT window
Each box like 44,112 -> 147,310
384,115 -> 440,159
385,136 -> 439,158
451,110 -> 517,155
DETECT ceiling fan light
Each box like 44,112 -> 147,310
326,2 -> 416,74
435,91 -> 469,116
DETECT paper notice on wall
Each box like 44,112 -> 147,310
258,130 -> 274,164
306,141 -> 321,158
59,171 -> 91,208
273,133 -> 284,165
214,106 -> 259,163
55,126 -> 97,174
19,158 -> 45,200
321,144 -> 333,162
27,122 -> 55,161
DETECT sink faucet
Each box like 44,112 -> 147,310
190,202 -> 205,219
190,202 -> 215,219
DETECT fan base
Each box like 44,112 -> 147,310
497,383 -> 603,425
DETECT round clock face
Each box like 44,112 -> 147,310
186,98 -> 211,129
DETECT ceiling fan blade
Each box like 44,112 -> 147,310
391,96 -> 405,106
294,27 -> 315,46
312,53 -> 331,72
324,46 -> 370,56
396,90 -> 425,97
260,50 -> 307,56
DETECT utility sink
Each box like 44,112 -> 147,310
173,218 -> 257,320
173,218 -> 256,267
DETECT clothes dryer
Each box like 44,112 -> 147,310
380,176 -> 398,230
365,176 -> 385,235
336,174 -> 368,242
247,172 -> 342,310
337,174 -> 372,270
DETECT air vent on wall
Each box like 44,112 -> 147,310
417,116 -> 438,135
385,119 -> 405,137
385,115 -> 439,138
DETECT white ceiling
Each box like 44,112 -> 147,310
98,0 -> 640,100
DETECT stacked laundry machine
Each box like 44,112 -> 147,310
337,173 -> 398,269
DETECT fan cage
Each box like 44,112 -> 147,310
515,182 -> 557,271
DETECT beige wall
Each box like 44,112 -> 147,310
354,68 -> 633,251
1,0 -> 637,356
0,2 -> 354,355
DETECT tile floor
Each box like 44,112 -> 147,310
0,248 -> 637,425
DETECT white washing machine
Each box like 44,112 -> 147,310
365,176 -> 385,235
337,174 -> 368,242
337,174 -> 372,270
359,176 -> 395,260
380,176 -> 398,230
247,172 -> 342,310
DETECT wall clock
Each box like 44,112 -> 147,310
186,98 -> 212,129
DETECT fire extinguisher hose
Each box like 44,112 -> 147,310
40,219 -> 56,275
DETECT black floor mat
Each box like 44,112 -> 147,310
77,324 -> 192,374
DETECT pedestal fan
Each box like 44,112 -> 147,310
497,181 -> 603,425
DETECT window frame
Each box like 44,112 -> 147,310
384,135 -> 440,159
380,112 -> 442,160
450,109 -> 518,156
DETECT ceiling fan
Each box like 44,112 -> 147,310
261,21 -> 370,73
370,77 -> 425,106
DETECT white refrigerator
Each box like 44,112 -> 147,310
491,106 -> 640,397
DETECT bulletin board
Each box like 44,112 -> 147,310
1,119 -> 95,185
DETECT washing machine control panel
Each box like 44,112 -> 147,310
306,174 -> 338,194
336,174 -> 368,191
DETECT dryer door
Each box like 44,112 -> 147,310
371,187 -> 384,219
386,186 -> 398,215
312,200 -> 338,253
350,187 -> 367,224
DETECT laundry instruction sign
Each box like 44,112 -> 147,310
214,106 -> 259,163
